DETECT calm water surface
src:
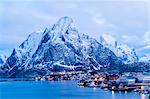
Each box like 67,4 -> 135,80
0,80 -> 149,99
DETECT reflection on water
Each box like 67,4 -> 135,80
93,87 -> 97,91
111,90 -> 149,99
0,80 -> 149,99
125,91 -> 127,94
111,91 -> 114,96
111,91 -> 115,99
141,94 -> 145,99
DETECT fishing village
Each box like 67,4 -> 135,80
34,70 -> 150,95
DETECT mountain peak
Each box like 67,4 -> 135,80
1,17 -> 143,77
57,16 -> 73,24
52,16 -> 73,33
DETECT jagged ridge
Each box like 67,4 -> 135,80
99,34 -> 138,64
1,16 -> 145,78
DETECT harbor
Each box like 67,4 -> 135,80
33,70 -> 150,95
77,71 -> 150,95
0,71 -> 150,99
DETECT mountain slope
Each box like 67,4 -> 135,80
99,34 -> 138,64
0,54 -> 7,66
1,17 -> 124,78
1,30 -> 43,76
139,54 -> 150,63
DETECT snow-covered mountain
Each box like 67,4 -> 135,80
99,34 -> 138,64
1,29 -> 43,76
139,54 -> 150,62
1,16 -> 124,78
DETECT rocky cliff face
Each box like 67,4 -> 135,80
1,17 -> 124,78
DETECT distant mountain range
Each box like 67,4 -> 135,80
0,16 -> 149,78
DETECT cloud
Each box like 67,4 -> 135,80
137,45 -> 150,51
28,10 -> 58,22
121,31 -> 150,43
143,31 -> 150,44
0,0 -> 149,56
121,35 -> 140,44
121,31 -> 150,55
0,35 -> 25,44
93,15 -> 116,28
83,7 -> 117,29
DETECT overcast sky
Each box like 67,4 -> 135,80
0,0 -> 150,56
